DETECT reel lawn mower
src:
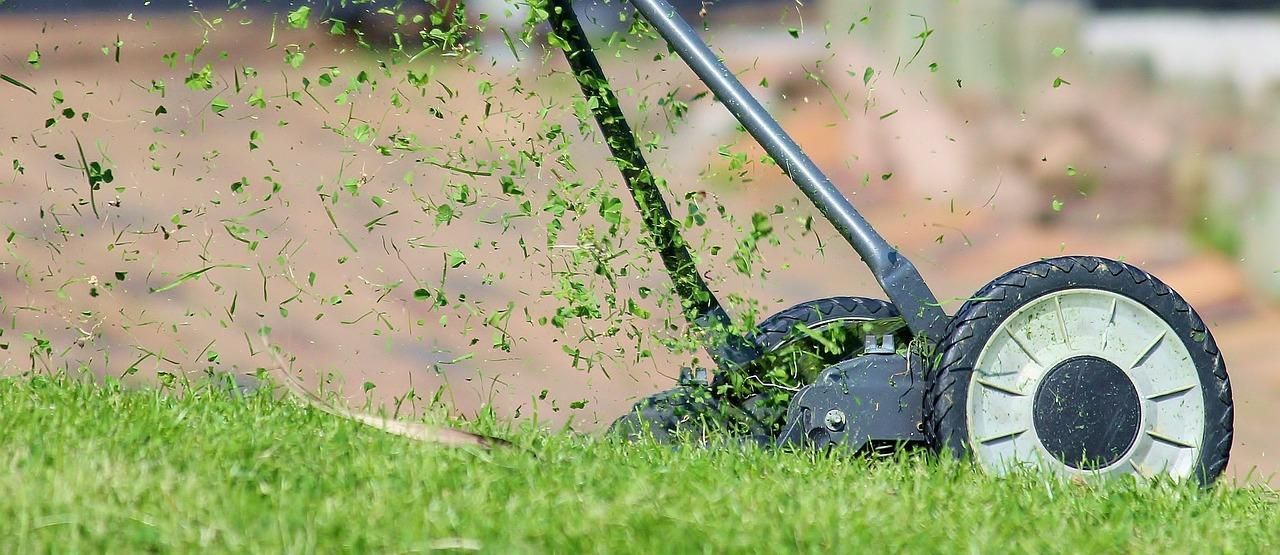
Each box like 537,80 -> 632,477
545,0 -> 1233,484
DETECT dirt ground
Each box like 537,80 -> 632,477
0,13 -> 1275,483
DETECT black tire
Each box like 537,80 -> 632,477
612,297 -> 901,442
924,256 -> 1233,484
749,296 -> 899,354
608,386 -> 769,445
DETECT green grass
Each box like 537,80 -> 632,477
1,376 -> 1276,553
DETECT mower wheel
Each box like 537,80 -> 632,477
750,296 -> 900,353
608,385 -> 770,445
925,256 -> 1233,484
731,296 -> 908,428
613,297 -> 904,444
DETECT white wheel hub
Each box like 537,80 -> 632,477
966,288 -> 1205,480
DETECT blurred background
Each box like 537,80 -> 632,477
0,0 -> 1277,482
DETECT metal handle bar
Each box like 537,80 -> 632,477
627,0 -> 949,340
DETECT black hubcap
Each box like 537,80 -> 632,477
1033,355 -> 1142,469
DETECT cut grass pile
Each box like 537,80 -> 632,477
0,376 -> 1276,552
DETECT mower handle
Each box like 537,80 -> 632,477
625,0 -> 950,341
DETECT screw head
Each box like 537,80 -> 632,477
824,409 -> 847,432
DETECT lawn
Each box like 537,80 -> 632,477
0,376 -> 1276,553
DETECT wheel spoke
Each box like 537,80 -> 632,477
1147,429 -> 1197,449
1146,383 -> 1197,401
1128,460 -> 1153,479
1055,296 -> 1070,349
1005,328 -> 1045,368
977,428 -> 1027,445
1101,297 -> 1118,351
975,377 -> 1028,397
1129,330 -> 1167,371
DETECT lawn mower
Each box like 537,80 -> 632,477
545,0 -> 1233,484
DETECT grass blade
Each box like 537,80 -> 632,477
260,335 -> 511,450
149,264 -> 250,293
1,74 -> 37,95
72,134 -> 99,219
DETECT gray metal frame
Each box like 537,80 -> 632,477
628,0 -> 949,341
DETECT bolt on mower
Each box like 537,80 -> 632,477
545,0 -> 1233,484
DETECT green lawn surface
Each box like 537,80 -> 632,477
1,376 -> 1276,553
